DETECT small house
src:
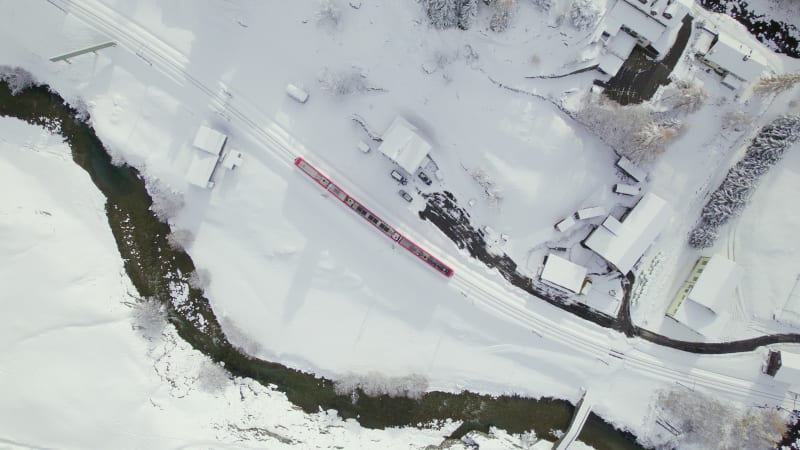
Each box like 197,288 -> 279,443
378,117 -> 432,174
186,125 -> 227,189
541,254 -> 590,294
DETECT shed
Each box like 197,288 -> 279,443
614,183 -> 641,196
584,193 -> 671,274
555,215 -> 577,233
378,117 -> 432,174
616,156 -> 647,182
541,254 -> 589,294
576,206 -> 607,220
187,125 -> 228,189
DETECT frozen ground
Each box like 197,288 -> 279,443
2,0 -> 800,448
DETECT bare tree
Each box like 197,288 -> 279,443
653,387 -> 787,450
569,0 -> 601,30
0,66 -> 37,95
196,359 -> 230,393
490,0 -> 518,32
147,179 -> 185,222
318,66 -> 368,95
131,297 -> 168,341
316,0 -> 342,31
576,92 -> 683,165
660,80 -> 709,114
188,268 -> 211,291
755,73 -> 800,94
334,372 -> 429,400
167,228 -> 195,250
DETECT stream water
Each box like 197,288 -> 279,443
0,79 -> 644,450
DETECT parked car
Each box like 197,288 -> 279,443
417,171 -> 432,186
398,190 -> 413,202
390,170 -> 408,185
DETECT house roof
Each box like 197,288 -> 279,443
541,254 -> 588,294
607,30 -> 638,59
598,53 -> 626,76
671,297 -> 729,338
704,33 -> 768,82
584,193 -> 671,274
604,0 -> 667,44
378,117 -> 432,174
687,255 -> 743,313
193,125 -> 227,156
186,151 -> 219,188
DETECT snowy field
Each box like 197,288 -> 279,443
0,116 -> 499,450
2,0 -> 800,448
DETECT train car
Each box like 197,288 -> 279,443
294,157 -> 454,278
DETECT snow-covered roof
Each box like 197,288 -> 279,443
577,206 -> 606,220
607,32 -> 638,59
584,193 -> 671,274
598,53 -> 625,76
704,33 -> 768,82
616,156 -> 647,182
695,28 -> 717,55
541,254 -> 588,294
186,151 -> 219,188
193,125 -> 227,156
777,352 -> 800,383
604,0 -> 667,44
614,183 -> 641,196
622,0 -> 690,29
378,117 -> 432,174
555,215 -> 577,232
687,255 -> 743,313
602,216 -> 625,235
671,296 -> 729,337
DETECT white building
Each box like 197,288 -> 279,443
671,255 -> 743,337
616,156 -> 647,182
598,0 -> 691,76
584,193 -> 671,274
378,117 -> 432,174
697,31 -> 768,89
186,125 -> 227,189
541,254 -> 589,294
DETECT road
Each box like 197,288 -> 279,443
47,0 -> 799,411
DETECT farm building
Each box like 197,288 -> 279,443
541,254 -> 589,294
667,255 -> 743,337
583,193 -> 671,274
696,31 -> 769,89
597,0 -> 691,75
378,116 -> 432,174
186,125 -> 227,189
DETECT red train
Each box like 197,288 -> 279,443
294,157 -> 454,278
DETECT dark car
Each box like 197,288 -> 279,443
398,190 -> 413,202
390,170 -> 408,185
417,171 -> 432,186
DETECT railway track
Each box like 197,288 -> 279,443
48,0 -> 797,410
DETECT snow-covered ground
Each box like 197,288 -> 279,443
0,116 -> 494,449
3,0 -> 800,448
